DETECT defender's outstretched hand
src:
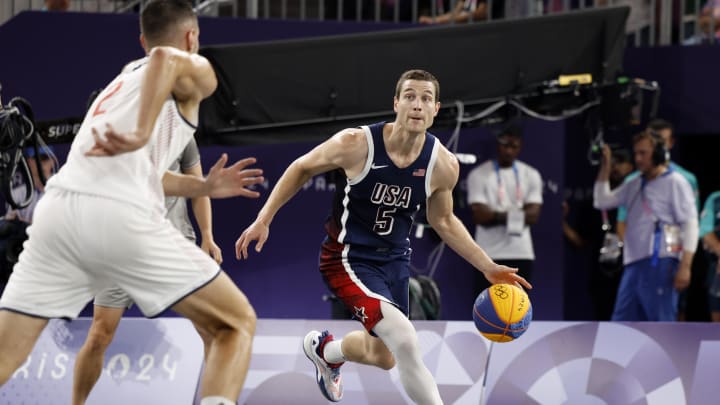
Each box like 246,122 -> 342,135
235,220 -> 269,260
206,154 -> 264,199
483,263 -> 533,290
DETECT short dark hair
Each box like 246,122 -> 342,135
395,70 -> 440,101
498,123 -> 522,140
647,118 -> 673,133
140,0 -> 196,45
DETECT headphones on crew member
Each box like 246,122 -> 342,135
649,131 -> 670,167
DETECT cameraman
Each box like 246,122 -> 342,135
0,146 -> 56,283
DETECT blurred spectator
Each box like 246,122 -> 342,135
700,0 -> 720,38
43,0 -> 70,11
563,147 -> 635,321
614,120 -> 699,321
699,191 -> 720,322
466,125 -> 543,296
419,0 -> 488,24
617,119 -> 699,240
684,0 -> 720,44
418,0 -> 582,24
594,133 -> 698,321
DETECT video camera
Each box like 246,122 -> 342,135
0,83 -> 51,210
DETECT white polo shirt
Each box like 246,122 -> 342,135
466,159 -> 543,260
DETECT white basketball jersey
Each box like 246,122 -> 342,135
48,57 -> 197,215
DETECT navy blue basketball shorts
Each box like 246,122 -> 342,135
319,237 -> 410,333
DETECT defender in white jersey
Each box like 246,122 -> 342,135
237,70 -> 531,404
0,2 -> 263,405
71,138 -> 223,405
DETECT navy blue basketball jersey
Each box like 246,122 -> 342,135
324,122 -> 440,250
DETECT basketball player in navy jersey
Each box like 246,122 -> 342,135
236,69 -> 531,404
0,2 -> 263,405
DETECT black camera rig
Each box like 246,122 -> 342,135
0,83 -> 50,209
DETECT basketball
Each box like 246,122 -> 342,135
472,284 -> 532,343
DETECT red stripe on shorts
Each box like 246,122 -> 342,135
320,238 -> 383,332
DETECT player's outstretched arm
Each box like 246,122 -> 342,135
163,154 -> 263,199
236,128 -> 368,260
426,147 -> 532,289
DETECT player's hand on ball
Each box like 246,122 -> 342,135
484,263 -> 532,290
236,220 -> 269,260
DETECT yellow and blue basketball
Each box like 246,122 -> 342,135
472,284 -> 532,343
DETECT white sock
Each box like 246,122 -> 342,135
323,339 -> 346,364
200,396 -> 235,405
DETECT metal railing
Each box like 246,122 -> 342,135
1,0 -> 713,46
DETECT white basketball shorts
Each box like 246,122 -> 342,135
0,188 -> 220,318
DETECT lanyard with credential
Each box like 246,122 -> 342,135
641,167 -> 674,267
493,161 -> 522,207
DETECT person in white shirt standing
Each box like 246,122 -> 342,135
593,132 -> 698,321
466,125 -> 543,296
0,2 -> 264,404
